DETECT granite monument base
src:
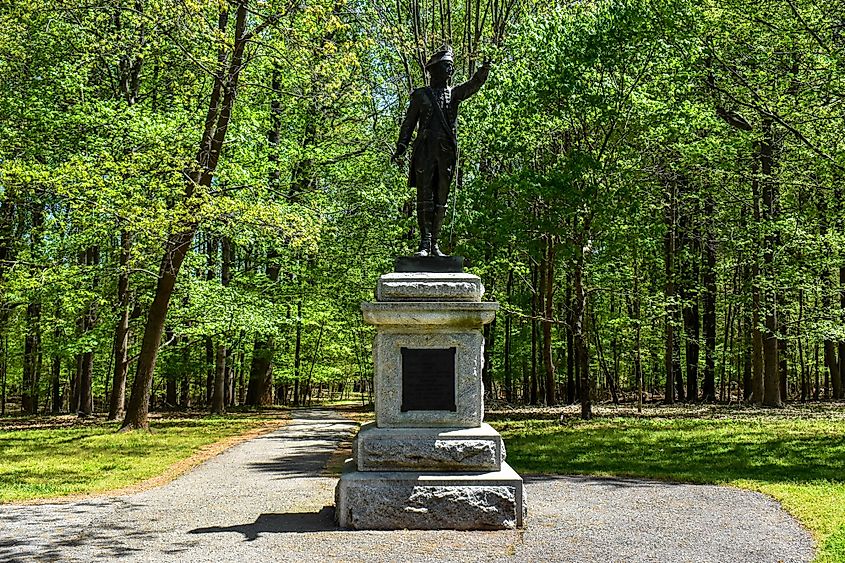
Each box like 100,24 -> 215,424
335,266 -> 525,530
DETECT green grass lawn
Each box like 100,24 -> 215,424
0,412 -> 286,503
492,407 -> 845,563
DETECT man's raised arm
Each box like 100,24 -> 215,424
453,61 -> 491,102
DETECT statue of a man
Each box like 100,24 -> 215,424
393,46 -> 490,257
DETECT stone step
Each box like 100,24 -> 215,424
335,460 -> 525,530
353,422 -> 505,472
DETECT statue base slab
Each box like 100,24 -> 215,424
335,460 -> 525,530
395,255 -> 464,273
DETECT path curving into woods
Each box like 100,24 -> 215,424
0,409 -> 814,562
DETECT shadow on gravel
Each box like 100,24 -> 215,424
247,421 -> 355,479
188,506 -> 337,540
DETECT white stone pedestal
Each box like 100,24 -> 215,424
335,268 -> 525,530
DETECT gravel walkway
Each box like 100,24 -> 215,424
0,409 -> 814,563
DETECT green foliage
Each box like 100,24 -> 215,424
1,0 -> 845,415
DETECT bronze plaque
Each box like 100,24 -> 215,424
401,347 -> 457,412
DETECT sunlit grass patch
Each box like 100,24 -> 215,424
0,412 -> 286,503
493,411 -> 845,563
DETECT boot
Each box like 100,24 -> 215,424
430,204 -> 448,257
415,233 -> 432,256
414,201 -> 433,256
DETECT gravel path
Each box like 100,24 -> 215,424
0,409 -> 814,563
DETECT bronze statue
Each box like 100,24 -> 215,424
393,46 -> 490,257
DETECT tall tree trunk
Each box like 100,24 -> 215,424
798,289 -> 808,402
1,329 -> 7,416
165,328 -> 177,407
750,150 -> 765,405
679,190 -> 699,402
121,1 -> 254,430
574,245 -> 590,420
22,301 -> 41,415
245,63 -> 284,408
293,299 -> 302,407
51,353 -> 61,414
109,231 -> 132,420
204,237 -> 217,406
21,203 -> 44,415
180,369 -> 190,408
629,242 -> 643,412
212,341 -> 226,414
742,308 -> 752,401
838,266 -> 845,400
78,246 -> 99,417
542,235 -> 556,406
530,259 -> 539,405
565,275 -> 575,405
503,269 -> 514,403
664,181 -> 676,404
702,196 -> 717,402
760,118 -> 781,407
246,256 -> 280,407
212,238 -> 232,414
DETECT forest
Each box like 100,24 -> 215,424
1,0 -> 844,429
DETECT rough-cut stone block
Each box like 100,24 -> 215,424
353,422 -> 505,471
376,272 -> 484,302
361,301 -> 498,328
373,331 -> 484,428
335,460 -> 526,530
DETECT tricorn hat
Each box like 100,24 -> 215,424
425,46 -> 454,69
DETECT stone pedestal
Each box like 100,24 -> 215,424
335,262 -> 525,530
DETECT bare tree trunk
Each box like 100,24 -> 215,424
760,119 -> 781,407
246,256 -> 280,407
565,274 -> 575,404
165,328 -> 177,408
180,369 -> 190,408
22,301 -> 41,415
78,246 -> 99,417
751,151 -> 765,404
109,231 -> 132,420
1,329 -> 8,416
664,182 -> 676,404
504,269 -> 514,403
293,299 -> 302,407
22,203 -> 44,415
51,334 -> 62,415
838,266 -> 845,400
679,190 -> 700,402
575,256 -> 590,420
530,258 -> 539,405
702,196 -> 717,402
542,235 -> 556,406
212,341 -> 226,414
121,1 -> 257,430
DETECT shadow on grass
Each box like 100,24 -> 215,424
188,506 -> 337,539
